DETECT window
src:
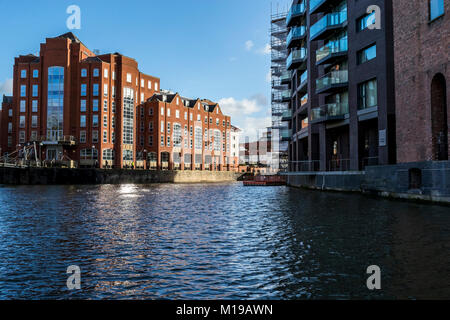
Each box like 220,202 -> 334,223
80,131 -> 86,143
79,100 -> 86,112
21,70 -> 27,78
357,11 -> 376,32
173,123 -> 182,147
92,130 -> 98,143
103,131 -> 108,143
148,80 -> 152,89
103,115 -> 108,128
430,0 -> 444,21
141,93 -> 144,103
358,79 -> 378,110
93,100 -> 99,112
141,79 -> 144,88
32,116 -> 38,128
46,67 -> 65,140
161,135 -> 164,147
112,101 -> 116,113
112,132 -> 115,143
190,113 -> 193,121
176,110 -> 180,119
149,135 -> 153,146
32,85 -> 38,97
122,87 -> 134,145
112,71 -> 116,80
8,136 -> 12,146
8,109 -> 12,117
81,69 -> 87,77
20,85 -> 26,97
358,44 -> 376,64
103,149 -> 115,161
184,125 -> 188,136
112,116 -> 115,128
167,122 -> 171,134
167,109 -> 171,117
184,112 -> 188,120
161,107 -> 164,116
112,86 -> 116,98
104,84 -> 108,97
195,127 -> 203,150
161,121 -> 164,133
19,131 -> 25,143
93,84 -> 99,96
93,115 -> 99,127
93,68 -> 99,77
149,107 -> 154,116
80,115 -> 86,127
197,115 -> 201,121
149,122 -> 154,132
214,130 -> 221,151
104,69 -> 108,78
33,70 -> 39,78
80,148 -> 98,160
81,84 -> 87,96
103,100 -> 108,112
126,73 -> 132,83
31,100 -> 38,112
176,97 -> 179,105
167,136 -> 171,147
20,100 -> 26,113
19,115 -> 26,128
190,126 -> 193,136
216,118 -> 219,125
154,82 -> 158,91
31,131 -> 37,141
8,122 -> 12,133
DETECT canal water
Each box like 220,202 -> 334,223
0,183 -> 449,299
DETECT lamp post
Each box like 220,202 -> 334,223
143,149 -> 147,170
92,145 -> 96,168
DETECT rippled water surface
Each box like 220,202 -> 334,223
0,183 -> 449,299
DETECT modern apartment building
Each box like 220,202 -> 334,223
286,0 -> 396,172
0,33 -> 236,171
393,0 -> 449,163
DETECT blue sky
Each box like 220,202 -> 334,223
0,0 -> 291,139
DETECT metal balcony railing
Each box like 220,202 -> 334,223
316,70 -> 348,92
300,93 -> 308,107
290,160 -> 320,172
310,10 -> 347,39
316,37 -> 348,63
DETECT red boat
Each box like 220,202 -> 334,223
243,175 -> 286,186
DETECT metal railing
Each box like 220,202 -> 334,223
310,102 -> 349,121
289,160 -> 320,172
287,26 -> 307,46
287,1 -> 306,25
287,48 -> 307,69
329,158 -> 351,171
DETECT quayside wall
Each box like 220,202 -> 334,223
0,167 -> 241,185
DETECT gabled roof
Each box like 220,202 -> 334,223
82,56 -> 103,63
55,32 -> 82,44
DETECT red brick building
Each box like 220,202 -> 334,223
139,92 -> 233,171
0,32 -> 236,170
394,0 -> 449,163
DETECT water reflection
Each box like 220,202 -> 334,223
0,183 -> 449,299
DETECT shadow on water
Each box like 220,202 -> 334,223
0,183 -> 449,299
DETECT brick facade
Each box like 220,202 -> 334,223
394,0 -> 450,163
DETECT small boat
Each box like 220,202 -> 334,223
243,175 -> 286,186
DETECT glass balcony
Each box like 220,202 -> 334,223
287,26 -> 306,47
316,37 -> 348,64
316,70 -> 348,93
287,48 -> 307,70
286,1 -> 306,26
272,90 -> 291,102
310,102 -> 349,122
310,10 -> 347,40
310,0 -> 341,14
281,110 -> 292,120
280,128 -> 293,141
280,72 -> 291,84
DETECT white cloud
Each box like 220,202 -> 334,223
218,94 -> 270,140
266,70 -> 272,83
245,40 -> 254,51
0,78 -> 13,98
257,44 -> 271,55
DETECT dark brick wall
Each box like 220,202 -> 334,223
394,0 -> 450,163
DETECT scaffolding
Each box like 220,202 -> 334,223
270,5 -> 290,172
